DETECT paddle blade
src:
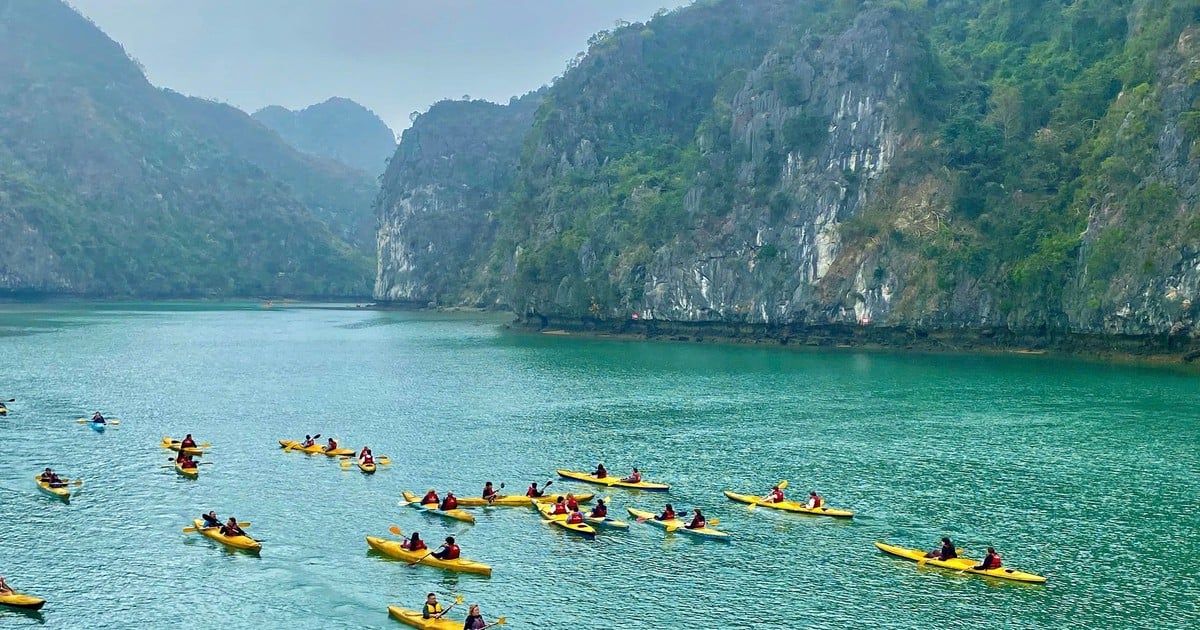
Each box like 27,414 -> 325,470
379,456 -> 392,465
496,618 -> 507,626
182,526 -> 197,533
455,595 -> 464,604
778,480 -> 789,489
389,525 -> 404,537
709,518 -> 720,526
746,502 -> 757,511
71,479 -> 83,486
665,524 -> 678,532
339,460 -> 352,467
198,442 -> 211,448
635,517 -> 647,523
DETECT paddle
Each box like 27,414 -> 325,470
747,480 -> 789,511
162,437 -> 211,448
482,618 -> 507,628
340,454 -> 389,467
484,482 -> 507,504
407,546 -> 442,568
285,434 -> 321,452
78,418 -> 120,425
183,521 -> 250,533
434,595 -> 465,619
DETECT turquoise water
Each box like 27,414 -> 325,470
1,303 -> 1197,628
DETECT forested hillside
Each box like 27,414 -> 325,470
253,98 -> 396,177
376,0 -> 1200,356
0,0 -> 373,297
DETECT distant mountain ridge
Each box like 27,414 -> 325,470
0,0 -> 375,297
253,98 -> 396,176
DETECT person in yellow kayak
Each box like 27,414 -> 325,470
421,488 -> 439,505
39,468 -> 65,487
422,593 -> 443,620
200,511 -> 221,528
550,496 -> 569,515
973,547 -> 1003,570
401,531 -> 427,551
762,485 -> 785,503
91,411 -> 106,425
0,576 -> 12,595
323,437 -> 338,452
463,604 -> 491,630
439,492 -> 459,511
925,537 -> 957,560
566,507 -> 585,525
526,481 -> 547,497
300,435 -> 316,448
221,517 -> 247,537
592,462 -> 607,478
806,491 -> 823,508
656,503 -> 676,521
177,453 -> 197,468
431,536 -> 460,560
685,508 -> 707,529
621,468 -> 642,483
590,498 -> 608,518
481,481 -> 502,502
565,493 -> 580,511
179,434 -> 197,449
358,446 -> 374,465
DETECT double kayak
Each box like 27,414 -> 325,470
191,519 -> 261,552
401,491 -> 475,523
585,515 -> 630,530
874,542 -> 1047,583
278,439 -> 323,454
387,606 -> 463,629
359,461 -> 377,474
534,502 -> 597,539
34,476 -> 70,500
175,461 -> 199,479
557,469 -> 669,491
162,437 -> 204,456
0,591 -> 46,611
723,491 -> 854,518
324,447 -> 355,457
627,507 -> 731,541
365,536 -> 492,576
456,491 -> 595,508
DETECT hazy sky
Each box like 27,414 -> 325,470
70,0 -> 689,134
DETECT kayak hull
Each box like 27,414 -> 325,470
162,438 -> 204,456
723,491 -> 854,518
359,461 -> 377,474
627,507 -> 730,541
401,491 -> 475,523
192,519 -> 261,552
387,606 -> 462,629
0,592 -> 46,611
535,503 -> 597,538
34,476 -> 70,500
175,462 -> 199,479
457,492 -> 595,507
278,439 -> 323,454
365,536 -> 491,576
89,422 -> 106,432
585,515 -> 630,530
323,447 -> 355,456
874,542 -> 1046,583
557,469 -> 669,491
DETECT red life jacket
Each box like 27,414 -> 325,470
552,503 -> 568,515
985,553 -> 1002,569
629,472 -> 642,483
440,496 -> 458,510
526,486 -> 539,497
443,544 -> 460,560
422,492 -> 438,505
566,512 -> 584,524
566,497 -> 579,510
181,438 -> 196,448
810,495 -> 822,508
591,504 -> 608,517
769,489 -> 784,502
482,486 -> 494,498
661,509 -> 675,520
690,515 -> 706,528
404,539 -> 426,551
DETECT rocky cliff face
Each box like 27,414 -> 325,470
374,94 -> 542,305
374,0 -> 1200,357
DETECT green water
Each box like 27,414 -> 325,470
1,303 -> 1197,628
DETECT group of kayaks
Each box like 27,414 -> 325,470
278,438 -> 387,473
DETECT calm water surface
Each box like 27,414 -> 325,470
1,303 -> 1197,628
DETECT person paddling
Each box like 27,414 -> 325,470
200,511 -> 220,528
358,446 -> 374,465
422,593 -> 444,620
421,488 -> 439,506
300,434 -> 315,448
806,491 -> 822,508
590,499 -> 608,518
656,503 -> 676,521
0,576 -> 13,595
526,482 -> 546,498
177,453 -> 196,468
763,485 -> 785,503
685,508 -> 707,529
973,547 -> 1002,570
431,536 -> 460,560
324,437 -> 338,452
551,496 -> 569,515
439,492 -> 459,511
622,468 -> 642,483
40,468 -> 65,487
179,434 -> 196,449
565,493 -> 580,511
925,537 -> 957,560
593,462 -> 608,478
463,604 -> 491,630
481,481 -> 502,502
402,531 -> 427,551
566,508 -> 585,525
221,517 -> 247,537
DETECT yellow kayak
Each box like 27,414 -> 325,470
387,606 -> 463,629
359,461 -> 377,474
535,502 -> 597,539
0,591 -> 46,611
401,491 -> 475,523
323,447 -> 355,457
175,461 -> 199,479
278,439 -> 323,454
456,491 -> 595,507
34,475 -> 70,500
162,437 -> 204,456
365,536 -> 492,576
557,469 -> 669,491
874,542 -> 1046,583
627,507 -> 730,541
723,491 -> 854,518
192,519 -> 261,552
